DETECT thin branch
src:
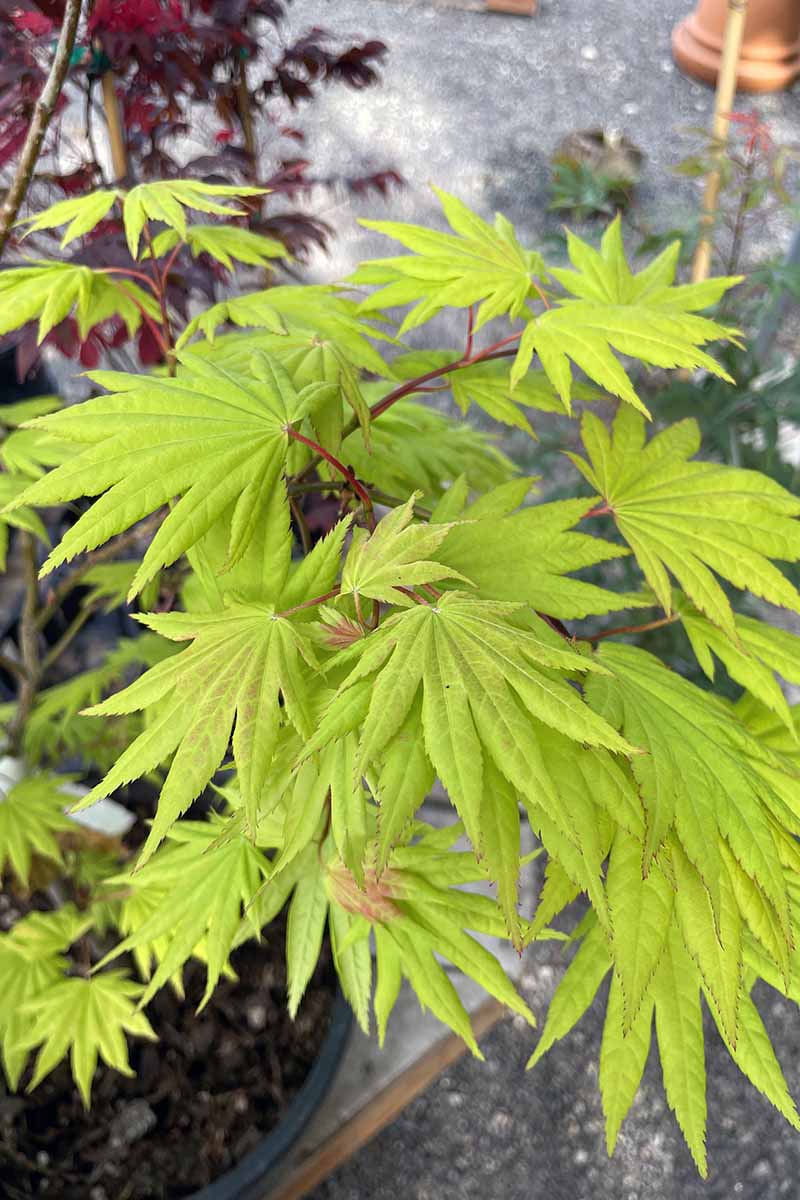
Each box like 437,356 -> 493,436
161,242 -> 184,285
289,495 -> 312,556
114,286 -> 171,358
286,427 -> 373,511
586,614 -> 680,644
369,332 -> 522,420
0,652 -> 27,685
277,587 -> 340,619
96,266 -> 162,296
36,510 -> 164,630
0,0 -> 84,259
143,222 -> 176,374
9,534 -> 42,751
290,338 -> 522,487
41,603 -> 97,674
537,612 -> 571,641
465,305 -> 475,358
287,479 -> 432,520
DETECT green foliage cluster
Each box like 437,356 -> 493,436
1,179 -> 800,1178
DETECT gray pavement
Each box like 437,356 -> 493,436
278,1 -> 800,1196
312,976 -> 800,1200
287,0 -> 798,291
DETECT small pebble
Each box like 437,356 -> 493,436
752,1160 -> 772,1181
489,1110 -> 513,1135
246,1003 -> 267,1032
109,1099 -> 156,1146
622,102 -> 640,117
574,1148 -> 589,1166
446,1091 -> 464,1107
36,1151 -> 50,1168
580,45 -> 598,61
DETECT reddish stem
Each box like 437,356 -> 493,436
143,222 -> 175,373
583,503 -> 613,519
531,277 -> 551,309
161,241 -> 183,284
465,305 -> 475,358
286,427 -> 373,510
96,266 -> 160,296
587,614 -> 679,644
121,290 -> 171,358
277,586 -> 340,619
370,332 -> 523,420
537,612 -> 571,640
395,586 -> 430,606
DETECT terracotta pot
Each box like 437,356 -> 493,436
485,0 -> 537,13
672,0 -> 800,91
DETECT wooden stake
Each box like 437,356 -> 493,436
486,0 -> 537,12
690,0 -> 749,283
101,69 -> 129,183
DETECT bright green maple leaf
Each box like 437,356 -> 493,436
681,603 -> 800,730
390,351 -> 606,437
0,427 -> 73,480
149,223 -> 285,269
307,592 -> 632,926
177,284 -> 392,378
0,262 -> 158,343
606,825 -> 674,1031
0,907 -> 92,1089
327,819 -> 538,1043
185,324 -> 373,453
74,601 -> 318,861
438,495 -> 651,619
528,916 -> 611,1069
103,817 -> 269,1007
353,186 -> 544,334
570,405 -> 800,637
342,395 -> 516,501
512,218 -> 740,411
121,180 -> 266,258
339,493 -> 469,607
600,971 -> 655,1153
20,972 -> 156,1108
16,191 -> 120,246
5,352 -> 333,597
0,773 -> 75,885
0,474 -> 49,568
652,922 -> 708,1176
586,643 -> 790,986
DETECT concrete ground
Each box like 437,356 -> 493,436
275,1 -> 800,1197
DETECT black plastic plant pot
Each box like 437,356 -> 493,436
192,990 -> 353,1200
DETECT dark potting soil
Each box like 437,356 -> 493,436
0,930 -> 336,1200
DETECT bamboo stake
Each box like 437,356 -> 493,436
690,0 -> 749,283
101,68 -> 129,182
0,0 -> 84,259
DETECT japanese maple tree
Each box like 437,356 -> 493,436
1,178 -> 800,1183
